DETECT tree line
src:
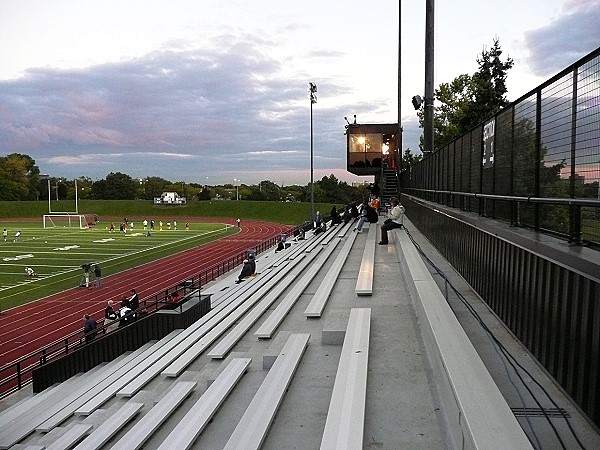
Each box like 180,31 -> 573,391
0,156 -> 370,205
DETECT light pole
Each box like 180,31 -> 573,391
234,178 -> 240,201
309,82 -> 317,223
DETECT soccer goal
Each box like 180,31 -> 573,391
43,214 -> 91,229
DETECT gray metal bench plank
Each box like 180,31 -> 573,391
320,308 -> 371,450
71,402 -> 143,450
0,344 -> 153,448
36,337 -> 176,431
160,259 -> 304,378
44,424 -> 92,450
120,258 -> 298,390
0,368 -> 94,430
304,232 -> 358,317
255,239 -> 340,339
355,224 -> 377,295
110,381 -> 197,450
223,333 -> 310,450
156,358 -> 251,450
208,246 -> 326,358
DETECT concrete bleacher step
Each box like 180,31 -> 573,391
156,358 -> 252,450
261,331 -> 292,369
320,308 -> 371,450
43,423 -> 92,450
110,381 -> 197,450
305,232 -> 358,318
223,333 -> 310,450
321,310 -> 351,345
254,239 -> 340,339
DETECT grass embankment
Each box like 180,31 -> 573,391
0,200 -> 335,225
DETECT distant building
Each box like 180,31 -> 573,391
154,191 -> 186,205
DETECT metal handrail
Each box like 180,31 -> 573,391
405,188 -> 600,207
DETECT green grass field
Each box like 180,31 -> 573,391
0,220 -> 237,310
0,200 -> 335,310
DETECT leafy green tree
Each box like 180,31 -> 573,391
419,37 -> 514,150
91,172 -> 136,199
196,186 -> 212,200
0,153 -> 41,200
142,176 -> 171,200
401,149 -> 423,170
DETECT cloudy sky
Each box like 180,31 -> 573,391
1,0 -> 599,186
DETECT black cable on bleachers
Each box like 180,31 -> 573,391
404,227 -> 587,450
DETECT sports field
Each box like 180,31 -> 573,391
0,219 -> 237,310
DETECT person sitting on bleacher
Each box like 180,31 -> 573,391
370,194 -> 381,212
330,206 -> 342,225
294,227 -> 306,241
379,197 -> 405,245
236,259 -> 254,284
353,197 -> 379,233
119,300 -> 133,327
275,233 -> 289,252
313,221 -> 327,235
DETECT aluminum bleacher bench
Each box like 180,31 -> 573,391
354,224 -> 376,295
0,344 -> 154,449
209,241 -> 333,358
110,381 -> 197,450
44,423 -> 92,450
120,254 -> 301,394
160,257 -> 307,378
255,239 -> 340,339
320,308 -> 371,450
223,333 -> 310,450
395,229 -> 532,449
72,402 -> 143,450
156,358 -> 252,450
304,232 -> 358,317
106,259 -> 297,398
36,337 -> 177,431
0,363 -> 108,430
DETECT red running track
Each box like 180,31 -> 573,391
0,218 -> 290,368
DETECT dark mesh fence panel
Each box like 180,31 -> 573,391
495,107 -> 514,220
576,54 -> 600,242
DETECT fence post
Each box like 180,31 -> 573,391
569,204 -> 583,245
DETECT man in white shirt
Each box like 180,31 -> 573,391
379,197 -> 405,245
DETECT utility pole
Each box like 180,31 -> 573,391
423,0 -> 435,156
309,82 -> 317,223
